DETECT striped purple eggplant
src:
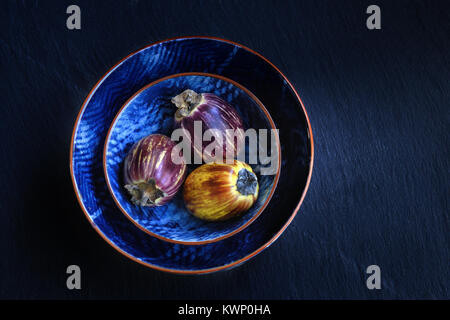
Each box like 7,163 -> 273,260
172,89 -> 244,162
123,134 -> 186,206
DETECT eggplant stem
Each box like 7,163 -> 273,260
172,89 -> 202,118
124,179 -> 164,206
236,169 -> 258,196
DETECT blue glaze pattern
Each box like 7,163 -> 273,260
105,74 -> 277,243
71,37 -> 312,272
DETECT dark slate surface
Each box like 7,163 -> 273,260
0,0 -> 448,299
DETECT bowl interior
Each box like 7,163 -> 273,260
104,74 -> 279,243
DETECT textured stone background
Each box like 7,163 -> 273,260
0,0 -> 448,299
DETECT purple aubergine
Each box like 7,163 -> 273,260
171,89 -> 244,162
123,134 -> 186,207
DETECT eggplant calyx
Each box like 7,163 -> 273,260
236,169 -> 258,196
172,89 -> 202,118
124,179 -> 164,206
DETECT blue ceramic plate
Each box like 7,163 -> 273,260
104,73 -> 280,244
70,37 -> 313,273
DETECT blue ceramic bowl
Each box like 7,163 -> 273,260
104,73 -> 280,244
70,37 -> 313,274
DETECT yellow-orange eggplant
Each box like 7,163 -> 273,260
183,160 -> 259,221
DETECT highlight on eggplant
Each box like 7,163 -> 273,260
183,160 -> 259,221
123,134 -> 186,207
172,89 -> 245,163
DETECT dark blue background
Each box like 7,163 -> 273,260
0,0 -> 448,299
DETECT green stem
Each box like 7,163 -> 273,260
124,179 -> 164,206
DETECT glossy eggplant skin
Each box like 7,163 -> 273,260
124,134 -> 186,206
173,90 -> 244,162
183,160 -> 259,221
